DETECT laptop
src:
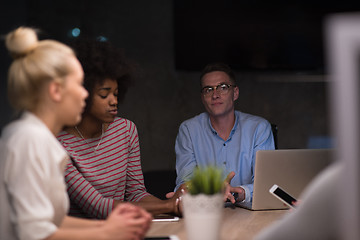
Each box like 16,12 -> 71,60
236,149 -> 334,210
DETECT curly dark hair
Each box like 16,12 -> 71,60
69,39 -> 134,110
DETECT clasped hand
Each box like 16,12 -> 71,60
105,203 -> 152,240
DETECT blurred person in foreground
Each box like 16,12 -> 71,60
255,163 -> 341,240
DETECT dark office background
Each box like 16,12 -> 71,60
2,0 -> 355,172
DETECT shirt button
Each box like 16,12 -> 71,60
223,161 -> 226,165
223,143 -> 226,146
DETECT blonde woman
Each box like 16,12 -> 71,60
0,27 -> 151,240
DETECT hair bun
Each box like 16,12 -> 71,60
5,27 -> 39,59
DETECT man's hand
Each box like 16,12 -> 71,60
165,183 -> 188,199
223,171 -> 245,203
165,192 -> 175,199
165,183 -> 187,216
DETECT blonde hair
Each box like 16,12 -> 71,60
5,27 -> 75,111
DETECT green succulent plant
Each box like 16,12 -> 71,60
186,166 -> 224,195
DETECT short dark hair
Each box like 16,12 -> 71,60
69,39 -> 134,110
200,62 -> 236,86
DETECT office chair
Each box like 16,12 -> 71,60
271,124 -> 278,149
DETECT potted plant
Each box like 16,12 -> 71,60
182,166 -> 224,240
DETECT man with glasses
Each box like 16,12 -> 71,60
174,63 -> 275,204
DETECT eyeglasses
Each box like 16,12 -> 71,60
201,83 -> 235,96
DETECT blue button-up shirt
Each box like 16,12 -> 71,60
175,111 -> 275,202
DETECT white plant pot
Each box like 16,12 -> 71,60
182,193 -> 223,240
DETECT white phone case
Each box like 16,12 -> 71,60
269,184 -> 296,209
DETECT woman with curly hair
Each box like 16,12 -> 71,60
57,39 -> 182,219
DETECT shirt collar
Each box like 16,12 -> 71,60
206,112 -> 239,138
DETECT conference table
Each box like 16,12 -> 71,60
146,206 -> 288,240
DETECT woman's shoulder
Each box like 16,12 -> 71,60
3,114 -> 48,140
108,117 -> 137,132
2,114 -> 60,154
56,130 -> 74,141
112,116 -> 135,125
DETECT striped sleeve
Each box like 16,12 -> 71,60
64,159 -> 114,219
123,120 -> 151,201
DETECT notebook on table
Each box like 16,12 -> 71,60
236,149 -> 334,210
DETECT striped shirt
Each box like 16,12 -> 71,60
57,117 -> 150,219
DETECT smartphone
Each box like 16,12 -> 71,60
152,215 -> 180,222
269,184 -> 297,209
144,236 -> 179,240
